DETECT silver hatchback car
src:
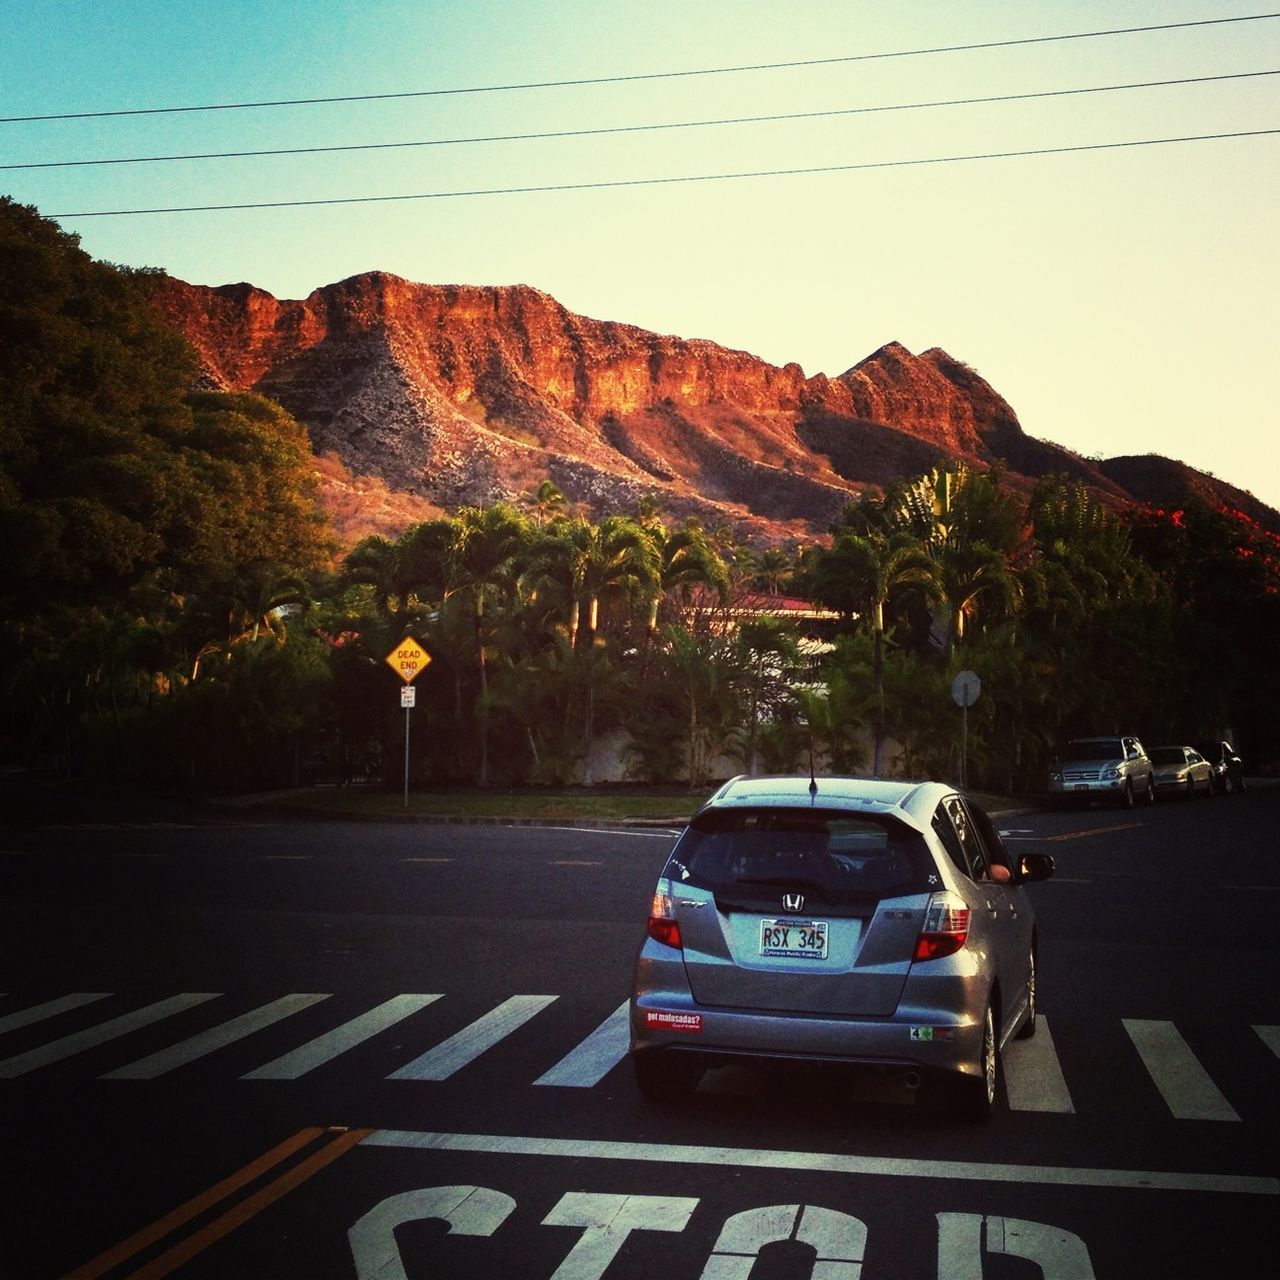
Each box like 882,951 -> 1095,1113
630,775 -> 1054,1119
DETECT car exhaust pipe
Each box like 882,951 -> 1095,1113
903,1070 -> 923,1091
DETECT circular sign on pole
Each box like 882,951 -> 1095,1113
951,670 -> 981,708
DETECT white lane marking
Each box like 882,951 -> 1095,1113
539,826 -> 680,838
1003,1018 -> 1076,1113
543,1193 -> 698,1280
389,995 -> 558,1081
242,994 -> 442,1080
938,1214 -> 1096,1280
350,1186 -> 516,1279
1254,1025 -> 1280,1057
706,1204 -> 866,1276
363,1131 -> 1279,1196
0,992 -> 113,1037
0,993 -> 221,1078
986,1215 -> 1097,1279
534,1002 -> 630,1088
102,993 -> 332,1079
1123,1019 -> 1241,1121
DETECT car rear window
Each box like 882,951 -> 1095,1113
667,808 -> 934,904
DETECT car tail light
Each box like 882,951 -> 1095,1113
647,879 -> 682,949
914,892 -> 970,961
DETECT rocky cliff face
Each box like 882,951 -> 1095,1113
157,271 -> 1274,543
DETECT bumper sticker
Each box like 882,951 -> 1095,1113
646,1011 -> 703,1033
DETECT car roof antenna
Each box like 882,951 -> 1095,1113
808,733 -> 818,801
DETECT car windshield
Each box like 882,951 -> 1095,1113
1062,739 -> 1123,762
1150,747 -> 1186,765
667,808 -> 934,903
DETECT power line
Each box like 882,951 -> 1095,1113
7,70 -> 1275,171
5,12 -> 1278,124
49,128 -> 1280,218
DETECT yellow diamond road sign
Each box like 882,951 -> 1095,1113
386,635 -> 430,684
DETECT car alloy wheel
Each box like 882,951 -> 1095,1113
954,1003 -> 999,1121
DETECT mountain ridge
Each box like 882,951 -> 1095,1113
156,271 -> 1277,544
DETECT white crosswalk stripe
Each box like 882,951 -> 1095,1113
103,993 -> 332,1079
0,992 -> 1274,1126
1255,1025 -> 1280,1058
0,993 -> 221,1078
534,1001 -> 630,1087
388,995 -> 558,1081
0,992 -> 113,1036
243,994 -> 442,1080
1123,1018 -> 1241,1122
1002,1018 -> 1076,1114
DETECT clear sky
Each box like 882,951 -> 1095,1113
4,1 -> 1277,510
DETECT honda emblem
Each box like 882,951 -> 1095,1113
782,892 -> 805,912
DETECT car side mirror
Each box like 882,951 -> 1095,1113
1017,852 -> 1055,883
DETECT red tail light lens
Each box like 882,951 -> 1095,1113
647,880 -> 682,950
913,893 -> 970,961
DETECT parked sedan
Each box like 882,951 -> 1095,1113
1150,745 -> 1215,799
1194,740 -> 1247,794
629,775 -> 1054,1120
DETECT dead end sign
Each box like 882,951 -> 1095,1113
386,636 -> 430,684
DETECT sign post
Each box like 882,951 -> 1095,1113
950,670 -> 982,789
385,636 -> 431,810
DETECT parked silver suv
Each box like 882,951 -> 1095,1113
1048,735 -> 1155,808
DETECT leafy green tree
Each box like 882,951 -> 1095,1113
644,521 -> 730,636
809,530 -> 937,773
734,616 -> 802,774
449,503 -> 530,785
1,200 -> 332,776
654,622 -> 748,787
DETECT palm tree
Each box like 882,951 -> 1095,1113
734,616 -> 801,774
233,559 -> 311,644
449,503 -> 531,785
811,529 -> 938,775
572,515 -> 660,782
342,534 -> 408,623
927,538 -> 1021,652
644,521 -> 730,636
521,478 -> 568,528
656,622 -> 747,787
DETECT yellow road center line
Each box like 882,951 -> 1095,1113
60,1127 -> 327,1280
122,1128 -> 371,1280
1046,823 -> 1143,842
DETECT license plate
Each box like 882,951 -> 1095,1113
1074,783 -> 1090,790
759,919 -> 828,960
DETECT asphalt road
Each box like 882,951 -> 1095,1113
2,785 -> 1276,1279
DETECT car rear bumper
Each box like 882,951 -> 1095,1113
629,988 -> 987,1081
